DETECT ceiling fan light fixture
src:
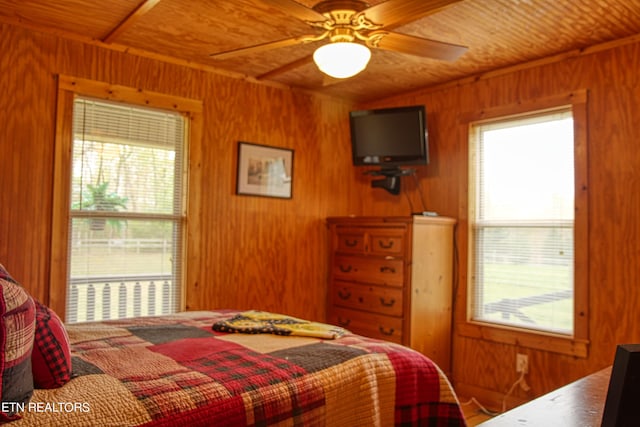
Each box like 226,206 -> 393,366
313,42 -> 371,79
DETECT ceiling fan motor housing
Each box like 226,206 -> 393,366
312,0 -> 370,16
310,0 -> 383,44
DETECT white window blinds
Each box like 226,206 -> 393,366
67,97 -> 186,323
470,109 -> 575,335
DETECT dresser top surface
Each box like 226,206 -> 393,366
327,216 -> 456,226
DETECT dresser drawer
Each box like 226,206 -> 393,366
331,281 -> 403,316
368,230 -> 406,256
333,255 -> 404,286
333,226 -> 407,257
328,307 -> 403,344
335,230 -> 366,254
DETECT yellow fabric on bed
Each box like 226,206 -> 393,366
212,310 -> 348,339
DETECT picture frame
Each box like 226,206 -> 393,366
236,141 -> 294,199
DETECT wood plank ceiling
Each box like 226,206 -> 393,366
1,0 -> 640,102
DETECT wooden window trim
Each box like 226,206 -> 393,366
459,90 -> 589,357
50,75 -> 203,320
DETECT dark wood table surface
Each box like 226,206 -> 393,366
478,367 -> 611,427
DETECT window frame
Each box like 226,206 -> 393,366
50,75 -> 203,321
459,91 -> 589,357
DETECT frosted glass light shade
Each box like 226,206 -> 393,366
313,42 -> 371,79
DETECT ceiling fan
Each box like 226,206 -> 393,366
209,0 -> 467,80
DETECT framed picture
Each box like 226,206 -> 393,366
236,141 -> 294,199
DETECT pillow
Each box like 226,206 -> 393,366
31,300 -> 72,389
0,264 -> 36,422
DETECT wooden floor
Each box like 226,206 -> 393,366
460,399 -> 494,426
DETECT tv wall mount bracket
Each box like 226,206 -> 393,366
365,167 -> 416,195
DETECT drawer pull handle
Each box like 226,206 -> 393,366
344,239 -> 358,247
380,266 -> 396,274
339,265 -> 353,273
378,240 -> 394,249
378,326 -> 395,336
338,317 -> 351,327
379,297 -> 396,307
338,290 -> 351,300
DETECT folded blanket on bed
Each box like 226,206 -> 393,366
212,310 -> 348,339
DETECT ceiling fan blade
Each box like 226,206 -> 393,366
210,36 -> 317,60
363,0 -> 463,29
266,0 -> 327,23
374,31 -> 467,61
255,55 -> 314,80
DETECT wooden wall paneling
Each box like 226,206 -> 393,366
6,13 -> 640,410
360,40 -> 640,409
0,23 -> 57,301
0,22 -> 357,324
586,60 -> 640,369
183,83 -> 354,320
353,92 -> 466,219
187,81 -> 356,320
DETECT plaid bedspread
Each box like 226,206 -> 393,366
12,310 -> 466,426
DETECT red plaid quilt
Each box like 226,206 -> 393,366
12,310 -> 466,426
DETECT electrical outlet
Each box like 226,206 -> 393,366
516,353 -> 529,373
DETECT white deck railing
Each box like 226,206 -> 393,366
67,274 -> 174,323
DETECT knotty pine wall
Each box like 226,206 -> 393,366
0,22 -> 372,322
4,18 -> 640,408
359,40 -> 640,406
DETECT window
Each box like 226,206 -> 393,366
465,92 -> 589,356
51,76 -> 203,323
66,98 -> 186,322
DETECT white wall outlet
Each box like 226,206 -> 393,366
516,353 -> 529,373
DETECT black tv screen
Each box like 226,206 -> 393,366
349,105 -> 428,167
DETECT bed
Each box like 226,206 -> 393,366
5,307 -> 466,426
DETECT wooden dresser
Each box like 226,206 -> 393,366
326,215 -> 456,373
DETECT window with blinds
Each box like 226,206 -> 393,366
469,108 -> 575,335
67,97 -> 186,323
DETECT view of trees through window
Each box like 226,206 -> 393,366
67,98 -> 185,322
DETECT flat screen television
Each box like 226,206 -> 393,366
349,105 -> 428,168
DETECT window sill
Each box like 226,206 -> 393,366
458,321 -> 589,358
